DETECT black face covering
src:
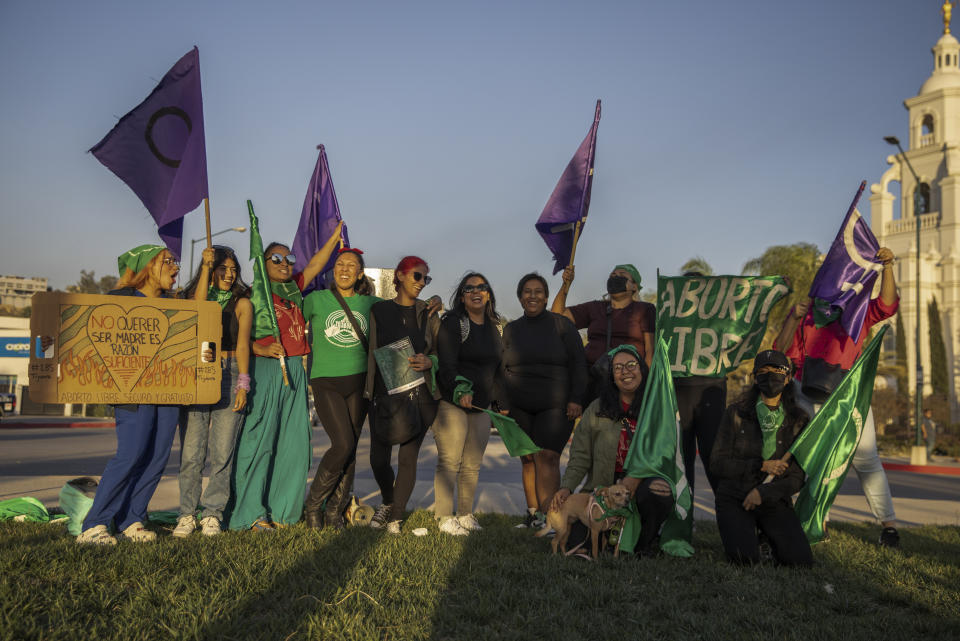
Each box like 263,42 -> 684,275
756,371 -> 788,397
606,275 -> 628,295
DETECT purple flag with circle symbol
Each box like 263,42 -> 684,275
292,145 -> 349,294
90,47 -> 208,259
808,181 -> 883,340
535,100 -> 601,274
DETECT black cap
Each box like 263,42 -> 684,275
754,349 -> 790,371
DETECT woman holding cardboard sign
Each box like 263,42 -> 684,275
226,223 -> 344,532
172,245 -> 252,538
77,244 -> 181,545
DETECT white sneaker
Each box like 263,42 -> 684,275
457,514 -> 482,531
438,516 -> 469,536
386,520 -> 402,535
172,515 -> 196,539
199,516 -> 221,537
76,524 -> 117,546
119,521 -> 157,543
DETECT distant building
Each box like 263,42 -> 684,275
870,3 -> 960,417
0,275 -> 47,309
0,316 -> 30,415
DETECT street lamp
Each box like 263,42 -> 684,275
189,227 -> 247,275
884,135 -> 926,458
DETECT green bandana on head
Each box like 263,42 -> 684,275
207,285 -> 233,310
614,264 -> 642,292
608,343 -> 642,361
117,245 -> 165,276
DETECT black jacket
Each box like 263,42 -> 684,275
710,395 -> 809,505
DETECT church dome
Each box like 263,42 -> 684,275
920,33 -> 960,94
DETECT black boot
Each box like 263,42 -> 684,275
305,466 -> 341,530
324,463 -> 355,530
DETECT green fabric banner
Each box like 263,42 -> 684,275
790,326 -> 886,544
247,201 -> 282,341
483,410 -> 541,457
657,275 -> 790,378
620,336 -> 694,557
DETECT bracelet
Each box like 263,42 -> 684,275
235,373 -> 251,392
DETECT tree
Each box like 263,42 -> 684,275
928,296 -> 949,398
679,256 -> 714,276
66,270 -> 118,295
741,242 -> 821,334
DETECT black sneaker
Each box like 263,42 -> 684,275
370,504 -> 392,530
758,532 -> 773,562
879,527 -> 900,548
515,512 -> 538,529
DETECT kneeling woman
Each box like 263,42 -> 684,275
551,345 -> 673,556
710,349 -> 813,566
77,245 -> 181,545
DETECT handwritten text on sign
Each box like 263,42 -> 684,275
657,275 -> 790,377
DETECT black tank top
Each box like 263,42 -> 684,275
221,296 -> 240,351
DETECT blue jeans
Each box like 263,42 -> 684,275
179,358 -> 245,520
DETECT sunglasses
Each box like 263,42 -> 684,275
462,283 -> 490,294
412,271 -> 432,285
162,258 -> 180,268
612,360 -> 640,373
269,253 -> 297,266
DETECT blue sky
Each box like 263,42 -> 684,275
0,1 -> 944,317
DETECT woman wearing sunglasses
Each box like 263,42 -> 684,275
227,223 -> 344,531
76,245 -> 181,545
173,245 -> 252,538
432,272 -> 506,535
301,247 -> 377,530
363,256 -> 440,534
502,273 -> 586,528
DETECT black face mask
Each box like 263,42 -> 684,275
606,275 -> 628,295
756,371 -> 788,398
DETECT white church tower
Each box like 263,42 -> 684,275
870,1 -> 960,417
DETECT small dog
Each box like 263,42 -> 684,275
536,484 -> 632,559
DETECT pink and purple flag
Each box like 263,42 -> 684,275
808,181 -> 883,340
90,47 -> 208,259
292,145 -> 348,294
535,100 -> 601,274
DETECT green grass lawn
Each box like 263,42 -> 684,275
1,513 -> 958,641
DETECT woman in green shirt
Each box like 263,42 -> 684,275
302,248 -> 378,529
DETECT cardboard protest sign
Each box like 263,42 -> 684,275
28,292 -> 222,405
657,275 -> 790,377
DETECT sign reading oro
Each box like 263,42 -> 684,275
28,292 -> 222,405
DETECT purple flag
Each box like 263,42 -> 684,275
292,145 -> 348,294
535,100 -> 601,274
808,181 -> 883,339
90,47 -> 208,259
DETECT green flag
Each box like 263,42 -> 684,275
483,410 -> 541,457
790,326 -> 886,544
248,201 -> 282,341
621,336 -> 694,557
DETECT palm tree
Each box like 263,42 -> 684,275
679,256 -> 714,276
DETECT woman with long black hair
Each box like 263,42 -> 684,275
173,245 -> 252,537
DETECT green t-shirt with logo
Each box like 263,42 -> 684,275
303,290 -> 380,378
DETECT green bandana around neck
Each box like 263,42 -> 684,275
270,279 -> 303,309
117,244 -> 165,276
614,264 -> 642,291
756,399 -> 784,460
207,286 -> 233,310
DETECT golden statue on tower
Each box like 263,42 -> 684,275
945,1 -> 955,35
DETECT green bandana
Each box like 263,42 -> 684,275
756,399 -> 784,460
614,264 -> 642,291
608,344 -> 642,360
270,279 -> 303,309
207,286 -> 233,310
812,297 -> 842,328
117,244 -> 165,276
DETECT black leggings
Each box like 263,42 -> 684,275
369,430 -> 427,517
306,375 -> 368,505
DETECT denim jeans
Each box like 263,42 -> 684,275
795,381 -> 896,524
179,358 -> 245,520
432,400 -> 491,518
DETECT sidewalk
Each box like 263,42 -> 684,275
0,415 -> 115,429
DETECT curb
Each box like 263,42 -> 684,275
882,461 -> 960,477
0,421 -> 115,429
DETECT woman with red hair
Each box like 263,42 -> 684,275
364,256 -> 440,534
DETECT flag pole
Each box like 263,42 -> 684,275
203,198 -> 212,248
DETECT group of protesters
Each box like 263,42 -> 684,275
73,222 -> 903,566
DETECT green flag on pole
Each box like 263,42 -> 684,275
247,201 -> 281,341
791,326 -> 887,544
483,410 -> 541,457
621,336 -> 694,557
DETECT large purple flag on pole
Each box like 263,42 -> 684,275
535,100 -> 601,274
292,145 -> 348,294
808,181 -> 883,339
89,47 -> 208,259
